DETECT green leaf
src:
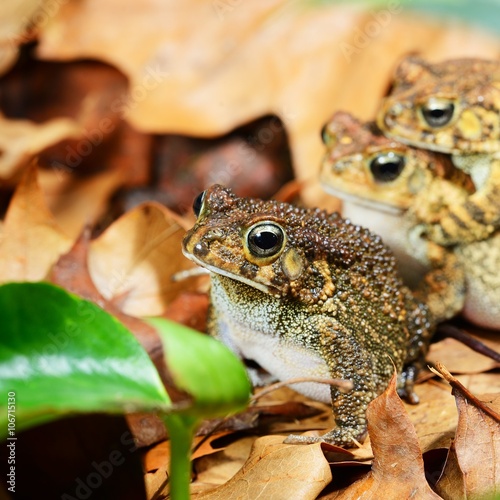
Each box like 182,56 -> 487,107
147,317 -> 251,419
0,282 -> 171,437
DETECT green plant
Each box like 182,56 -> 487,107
0,282 -> 251,499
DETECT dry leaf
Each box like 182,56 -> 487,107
434,364 -> 500,499
405,381 -> 458,452
0,112 -> 81,180
453,393 -> 500,499
192,435 -> 331,500
455,372 -> 500,395
164,292 -> 209,333
44,169 -> 125,239
325,373 -> 441,499
0,164 -> 74,282
142,440 -> 171,500
435,441 -> 466,500
126,413 -> 167,449
88,201 -> 204,317
428,332 -> 500,375
36,1 -> 499,206
191,432 -> 238,461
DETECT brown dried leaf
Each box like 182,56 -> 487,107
434,364 -> 500,498
405,380 -> 458,452
325,373 -> 441,499
428,330 -> 500,374
435,441 -> 466,500
455,372 -> 500,395
37,1 -> 499,206
191,435 -> 331,500
0,113 -> 81,180
191,432 -> 238,461
47,169 -> 124,239
0,165 -> 74,282
126,413 -> 167,449
142,440 -> 171,500
164,292 -> 209,333
88,202 -> 204,317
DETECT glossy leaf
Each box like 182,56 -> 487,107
147,317 -> 251,418
0,282 -> 171,437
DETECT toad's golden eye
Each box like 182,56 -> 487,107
420,98 -> 455,128
369,151 -> 406,183
192,190 -> 206,218
246,222 -> 286,258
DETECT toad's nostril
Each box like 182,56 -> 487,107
387,103 -> 403,120
193,242 -> 210,257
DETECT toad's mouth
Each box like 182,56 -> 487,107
321,183 -> 404,216
182,248 -> 279,296
382,130 -> 459,155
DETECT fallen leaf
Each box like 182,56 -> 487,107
142,440 -> 171,500
191,432 -> 238,461
428,331 -> 500,374
0,164 -> 74,282
192,435 -> 331,500
433,364 -> 500,499
0,112 -> 81,180
45,169 -> 125,239
164,291 -> 209,333
36,1 -> 499,206
324,373 -> 441,499
405,380 -> 458,452
455,372 -> 500,395
126,413 -> 167,449
88,201 -> 204,317
150,121 -> 293,214
435,441 -> 466,500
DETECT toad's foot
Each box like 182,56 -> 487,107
284,427 -> 367,447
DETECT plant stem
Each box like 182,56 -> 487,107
163,414 -> 199,500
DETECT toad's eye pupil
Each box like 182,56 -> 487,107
421,100 -> 455,128
369,153 -> 405,182
253,230 -> 279,250
193,191 -> 206,217
247,223 -> 285,258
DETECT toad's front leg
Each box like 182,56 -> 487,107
285,320 -> 391,447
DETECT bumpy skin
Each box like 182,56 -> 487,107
376,56 -> 500,244
183,185 -> 433,446
320,111 -> 499,329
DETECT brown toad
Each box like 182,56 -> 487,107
182,184 -> 433,446
320,111 -> 499,329
376,55 -> 500,244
